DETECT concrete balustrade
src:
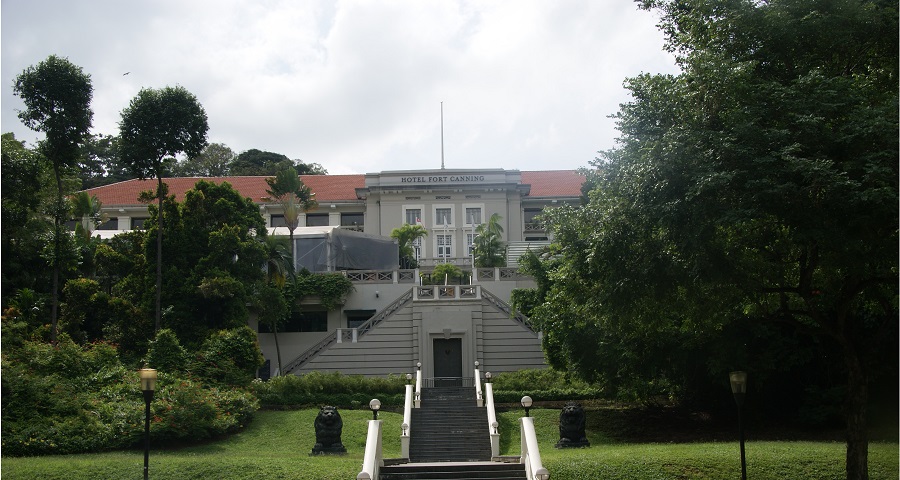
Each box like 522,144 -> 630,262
520,416 -> 550,480
357,420 -> 383,480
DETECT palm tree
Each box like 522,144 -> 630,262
473,213 -> 506,268
266,167 -> 316,271
259,236 -> 293,376
71,191 -> 107,241
391,223 -> 428,269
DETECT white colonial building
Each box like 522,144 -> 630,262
84,168 -> 584,382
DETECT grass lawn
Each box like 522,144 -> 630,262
3,408 -> 898,480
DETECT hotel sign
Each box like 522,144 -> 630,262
400,175 -> 486,183
371,170 -> 518,188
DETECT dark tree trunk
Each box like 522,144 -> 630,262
50,169 -> 64,342
273,324 -> 283,376
155,176 -> 163,333
844,345 -> 869,480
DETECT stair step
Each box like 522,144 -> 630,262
381,462 -> 526,480
409,387 -> 493,463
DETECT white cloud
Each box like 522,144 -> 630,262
1,0 -> 678,174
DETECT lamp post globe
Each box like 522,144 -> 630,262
369,398 -> 381,420
521,395 -> 533,417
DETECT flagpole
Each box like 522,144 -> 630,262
440,101 -> 445,170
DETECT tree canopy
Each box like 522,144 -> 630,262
231,148 -> 327,176
525,1 -> 897,478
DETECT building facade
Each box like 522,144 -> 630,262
84,168 -> 585,380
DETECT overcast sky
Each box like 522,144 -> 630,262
2,0 -> 678,175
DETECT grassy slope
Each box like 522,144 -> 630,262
3,408 -> 898,480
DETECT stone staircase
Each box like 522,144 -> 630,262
380,386 -> 526,479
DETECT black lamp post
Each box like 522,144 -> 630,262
139,368 -> 157,480
521,395 -> 533,417
369,398 -> 381,421
729,371 -> 748,480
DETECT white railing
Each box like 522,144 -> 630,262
401,384 -> 412,458
474,363 -> 483,407
485,382 -> 500,458
520,417 -> 550,480
357,420 -> 383,480
414,368 -> 422,408
413,285 -> 481,301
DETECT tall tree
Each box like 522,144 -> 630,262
265,167 -> 317,269
119,86 -> 209,332
532,1 -> 897,479
13,55 -> 94,341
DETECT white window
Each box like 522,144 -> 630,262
405,208 -> 422,225
437,234 -> 452,259
466,232 -> 476,256
435,207 -> 452,226
465,207 -> 482,226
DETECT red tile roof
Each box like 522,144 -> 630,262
84,170 -> 584,206
521,170 -> 585,197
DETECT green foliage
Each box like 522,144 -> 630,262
192,327 -> 265,388
391,223 -> 428,269
173,142 -> 234,177
136,180 -> 268,346
150,376 -> 258,442
1,135 -> 56,306
250,371 -> 406,407
489,368 -> 603,403
144,328 -> 189,374
429,263 -> 463,285
1,337 -> 259,456
473,212 -> 506,267
291,271 -> 354,311
532,0 -> 898,407
231,148 -> 327,176
13,55 -> 93,168
118,86 -> 208,179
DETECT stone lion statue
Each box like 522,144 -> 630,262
556,401 -> 590,448
311,405 -> 346,454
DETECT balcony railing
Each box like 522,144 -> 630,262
523,221 -> 545,232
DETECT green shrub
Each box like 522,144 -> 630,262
251,372 -> 407,407
151,375 -> 258,442
144,328 -> 189,373
192,326 -> 264,388
488,369 -> 604,403
1,338 -> 260,456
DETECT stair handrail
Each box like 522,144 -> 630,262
357,419 -> 383,480
481,287 -> 538,334
282,288 -> 413,374
401,384 -> 412,458
485,382 -> 500,458
414,364 -> 422,408
520,417 -> 550,480
474,363 -> 483,407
